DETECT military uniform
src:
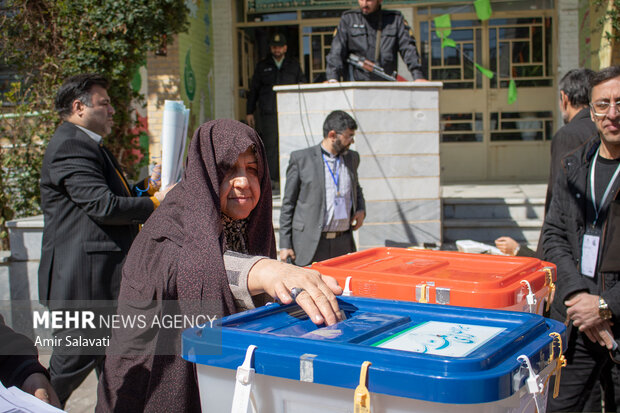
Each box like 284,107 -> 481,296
326,7 -> 424,81
247,54 -> 304,182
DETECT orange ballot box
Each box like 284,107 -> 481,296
311,247 -> 556,314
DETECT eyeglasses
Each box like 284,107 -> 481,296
590,99 -> 620,117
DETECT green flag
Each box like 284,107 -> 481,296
474,63 -> 494,79
441,37 -> 457,49
434,14 -> 452,38
474,0 -> 492,21
508,79 -> 517,104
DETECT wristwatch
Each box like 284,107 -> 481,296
599,297 -> 613,320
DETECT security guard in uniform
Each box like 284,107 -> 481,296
326,0 -> 425,82
246,33 -> 305,186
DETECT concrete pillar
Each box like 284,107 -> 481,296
275,82 -> 443,249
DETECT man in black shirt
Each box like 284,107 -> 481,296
246,33 -> 305,185
543,66 -> 620,412
325,0 -> 425,82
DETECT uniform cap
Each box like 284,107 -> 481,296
269,33 -> 287,46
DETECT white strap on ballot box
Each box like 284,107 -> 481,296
231,345 -> 258,413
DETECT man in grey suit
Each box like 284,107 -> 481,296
38,74 -> 170,405
279,110 -> 366,266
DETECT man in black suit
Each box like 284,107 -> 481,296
38,74 -> 170,405
545,68 -> 599,213
279,110 -> 365,266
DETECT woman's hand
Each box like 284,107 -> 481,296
149,164 -> 162,191
247,259 -> 343,326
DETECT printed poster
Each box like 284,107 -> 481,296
374,321 -> 505,357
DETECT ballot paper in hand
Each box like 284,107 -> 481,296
160,100 -> 190,190
455,239 -> 507,256
0,380 -> 64,413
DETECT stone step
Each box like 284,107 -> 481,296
273,195 -> 545,249
443,197 -> 545,220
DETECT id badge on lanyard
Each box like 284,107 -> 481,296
582,147 -> 620,277
323,152 -> 348,220
581,226 -> 601,278
334,195 -> 348,220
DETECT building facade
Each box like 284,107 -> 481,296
145,0 -> 618,183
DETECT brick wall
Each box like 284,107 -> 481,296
146,39 -> 182,159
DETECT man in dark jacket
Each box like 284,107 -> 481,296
39,74 -> 171,405
325,0 -> 425,82
543,66 -> 620,412
545,68 -> 599,215
246,33 -> 305,185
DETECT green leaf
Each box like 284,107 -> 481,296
441,37 -> 457,49
474,0 -> 493,21
475,63 -> 494,79
508,79 -> 518,104
434,14 -> 452,38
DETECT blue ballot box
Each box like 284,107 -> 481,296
183,297 -> 566,413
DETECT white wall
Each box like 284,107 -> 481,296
556,0 -> 581,127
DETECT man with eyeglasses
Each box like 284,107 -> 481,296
543,66 -> 620,412
279,110 -> 365,266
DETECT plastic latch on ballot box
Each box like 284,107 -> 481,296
544,267 -> 556,313
343,276 -> 353,297
231,345 -> 258,413
415,283 -> 429,303
548,332 -> 567,399
354,361 -> 372,413
517,354 -> 544,413
520,280 -> 537,314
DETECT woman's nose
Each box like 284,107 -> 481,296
232,175 -> 250,188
